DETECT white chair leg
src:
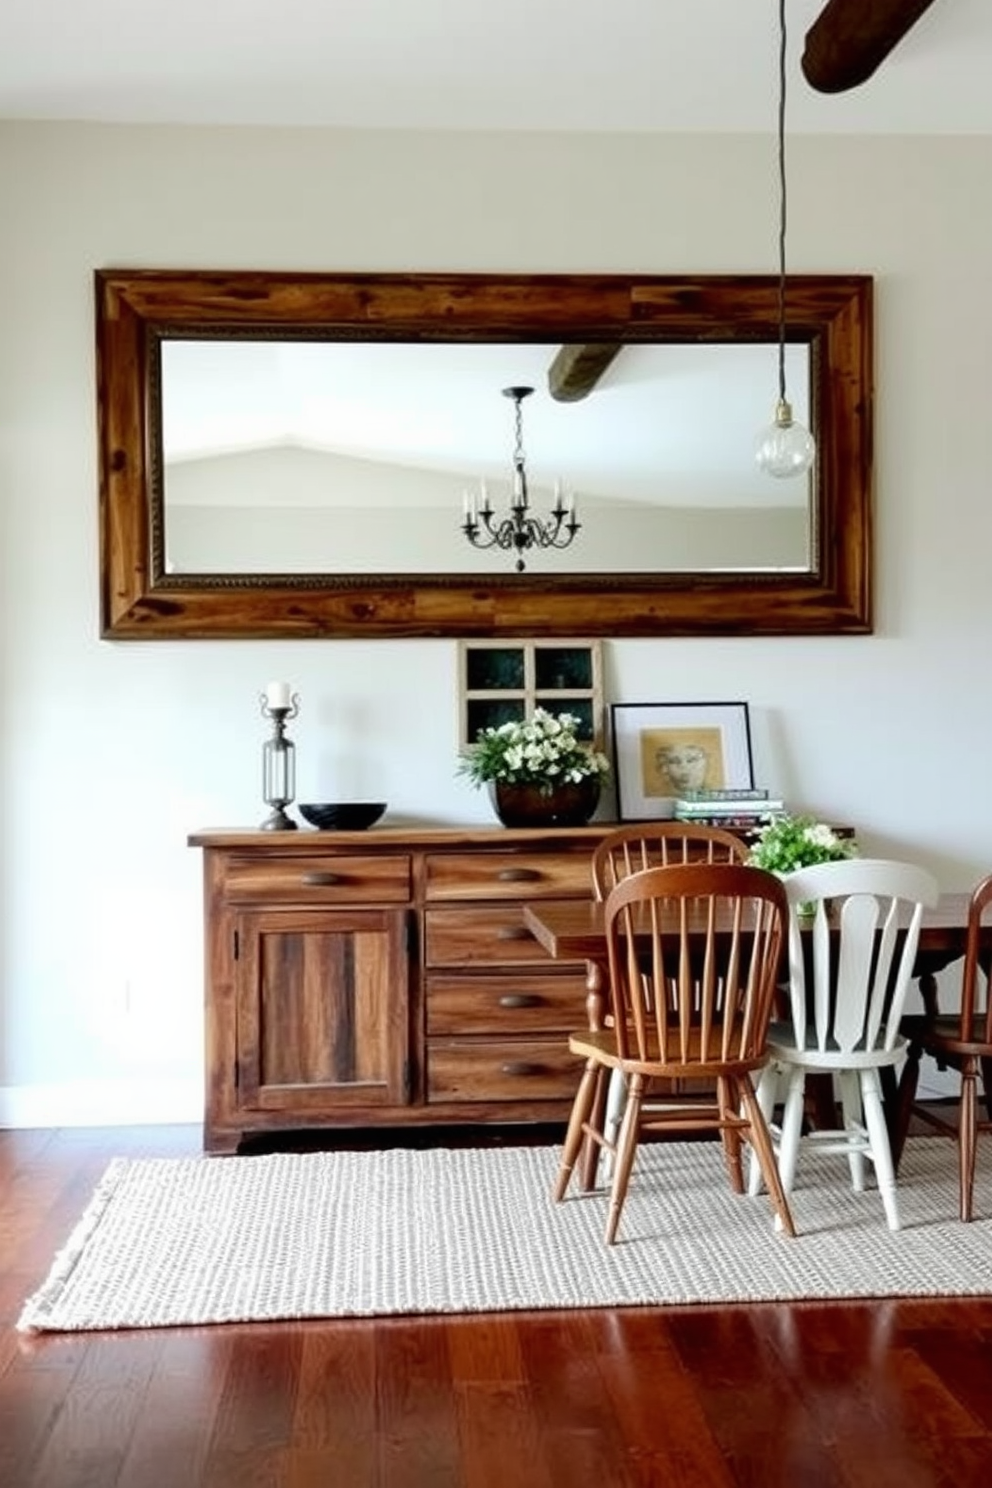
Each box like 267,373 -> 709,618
747,1063 -> 780,1196
777,1067 -> 807,1194
602,1069 -> 627,1177
836,1069 -> 866,1192
861,1068 -> 900,1231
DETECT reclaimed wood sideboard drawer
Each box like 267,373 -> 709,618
222,854 -> 411,905
425,906 -> 584,967
426,973 -> 587,1035
426,1040 -> 580,1103
424,851 -> 593,902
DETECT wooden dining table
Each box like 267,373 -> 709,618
524,891 -> 974,1027
523,891 -> 982,1168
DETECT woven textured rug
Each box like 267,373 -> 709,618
18,1138 -> 992,1333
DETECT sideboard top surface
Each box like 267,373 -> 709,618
188,823 -> 614,851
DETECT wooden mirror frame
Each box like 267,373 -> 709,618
96,269 -> 873,639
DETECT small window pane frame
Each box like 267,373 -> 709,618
458,639 -> 604,750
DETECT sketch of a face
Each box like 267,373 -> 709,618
656,742 -> 708,794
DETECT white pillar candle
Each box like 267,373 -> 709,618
266,680 -> 292,710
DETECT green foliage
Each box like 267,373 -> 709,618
747,814 -> 858,874
458,708 -> 611,790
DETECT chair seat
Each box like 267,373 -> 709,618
766,1020 -> 906,1071
900,1013 -> 990,1059
568,1027 -> 769,1081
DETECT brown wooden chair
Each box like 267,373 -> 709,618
588,822 -> 751,1170
896,873 -> 992,1221
554,862 -> 795,1244
591,821 -> 749,901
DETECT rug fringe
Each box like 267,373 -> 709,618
17,1158 -> 128,1333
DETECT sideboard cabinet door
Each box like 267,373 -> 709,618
233,907 -> 411,1113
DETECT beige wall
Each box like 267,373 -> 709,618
1,122 -> 990,1122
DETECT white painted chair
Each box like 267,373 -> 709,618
748,858 -> 940,1231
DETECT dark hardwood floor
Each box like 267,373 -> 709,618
2,1124 -> 992,1487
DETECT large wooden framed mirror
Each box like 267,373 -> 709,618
96,269 -> 872,639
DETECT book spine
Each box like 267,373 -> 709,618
675,801 -> 784,816
678,788 -> 770,802
673,813 -> 774,829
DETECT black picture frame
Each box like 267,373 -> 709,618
611,701 -> 754,821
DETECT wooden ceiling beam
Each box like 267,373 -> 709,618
547,342 -> 622,402
802,0 -> 940,94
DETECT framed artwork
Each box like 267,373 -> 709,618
610,701 -> 754,820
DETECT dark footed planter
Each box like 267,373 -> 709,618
490,777 -> 601,829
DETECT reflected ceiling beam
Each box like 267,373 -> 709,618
802,0 -> 940,93
547,342 -> 622,402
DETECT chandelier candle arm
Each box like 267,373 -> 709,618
461,385 -> 581,573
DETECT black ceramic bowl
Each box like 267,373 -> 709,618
299,802 -> 386,831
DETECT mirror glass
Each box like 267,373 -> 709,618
96,269 -> 872,639
160,338 -> 812,576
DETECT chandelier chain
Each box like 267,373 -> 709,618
775,0 -> 788,405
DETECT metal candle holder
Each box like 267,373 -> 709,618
259,692 -> 300,831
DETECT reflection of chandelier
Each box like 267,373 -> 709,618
461,385 -> 580,573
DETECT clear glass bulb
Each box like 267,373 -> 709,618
755,399 -> 816,479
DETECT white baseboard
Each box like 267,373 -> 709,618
0,1079 -> 202,1129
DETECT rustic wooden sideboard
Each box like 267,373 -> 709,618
189,825 -> 614,1152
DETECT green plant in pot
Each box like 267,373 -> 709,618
747,813 -> 859,916
458,708 -> 611,827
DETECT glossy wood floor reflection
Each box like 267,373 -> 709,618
3,1127 -> 992,1488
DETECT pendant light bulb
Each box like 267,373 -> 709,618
755,398 -> 815,478
758,0 -> 816,482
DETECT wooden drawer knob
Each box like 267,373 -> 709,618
498,993 -> 541,1009
496,926 -> 534,942
496,867 -> 541,882
500,1061 -> 544,1078
300,871 -> 343,886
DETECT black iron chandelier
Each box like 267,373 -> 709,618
461,385 -> 580,572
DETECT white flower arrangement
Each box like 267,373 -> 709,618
458,708 -> 611,792
747,813 -> 858,875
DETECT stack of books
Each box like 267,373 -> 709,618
673,788 -> 784,831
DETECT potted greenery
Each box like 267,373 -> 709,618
748,813 -> 859,915
458,708 -> 611,827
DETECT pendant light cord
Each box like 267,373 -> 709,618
775,0 -> 788,404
